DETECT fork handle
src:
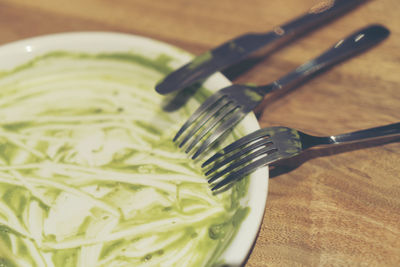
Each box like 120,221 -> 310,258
263,24 -> 390,93
326,122 -> 400,145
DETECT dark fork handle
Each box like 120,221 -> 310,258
260,24 -> 390,93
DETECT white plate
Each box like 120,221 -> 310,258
0,32 -> 268,266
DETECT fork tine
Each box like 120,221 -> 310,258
207,145 -> 276,183
173,91 -> 225,142
210,152 -> 281,191
191,111 -> 248,159
202,128 -> 271,166
177,97 -> 230,147
185,102 -> 239,154
204,137 -> 273,176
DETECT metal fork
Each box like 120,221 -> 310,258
173,25 -> 389,159
203,122 -> 400,191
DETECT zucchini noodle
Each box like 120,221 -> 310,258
0,51 -> 249,267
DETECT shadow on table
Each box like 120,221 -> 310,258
268,135 -> 400,179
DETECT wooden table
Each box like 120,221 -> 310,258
1,0 -> 399,266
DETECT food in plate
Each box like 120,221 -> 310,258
0,51 -> 251,267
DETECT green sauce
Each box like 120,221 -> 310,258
0,51 -> 249,266
243,88 -> 263,102
187,51 -> 213,70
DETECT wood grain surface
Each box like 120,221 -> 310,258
0,0 -> 399,266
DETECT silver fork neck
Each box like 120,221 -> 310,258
299,132 -> 333,150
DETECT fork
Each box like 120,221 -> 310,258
173,25 -> 389,159
203,122 -> 400,191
